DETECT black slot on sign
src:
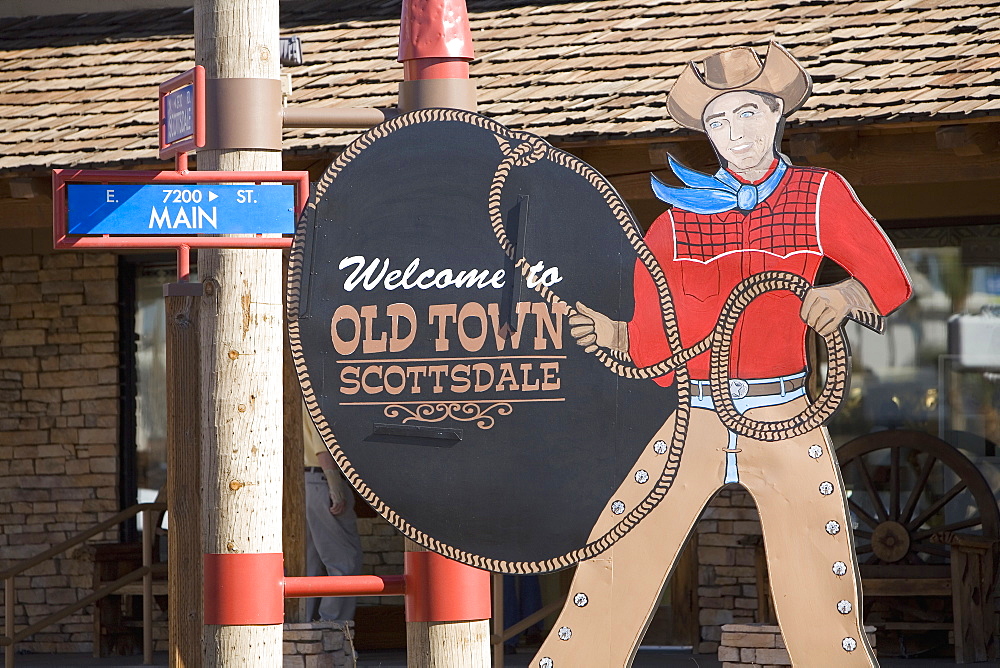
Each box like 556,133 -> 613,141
508,193 -> 530,330
372,423 -> 464,443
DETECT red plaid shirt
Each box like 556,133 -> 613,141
629,164 -> 912,385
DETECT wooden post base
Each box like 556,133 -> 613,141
404,539 -> 491,667
407,618 -> 491,667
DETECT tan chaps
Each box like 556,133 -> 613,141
532,396 -> 877,668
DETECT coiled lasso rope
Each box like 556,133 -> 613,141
483,124 -> 858,567
487,129 -> 852,435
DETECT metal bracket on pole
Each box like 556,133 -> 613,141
164,281 -> 204,298
202,552 -> 492,624
282,106 -> 400,129
398,78 -> 477,113
205,78 -> 284,150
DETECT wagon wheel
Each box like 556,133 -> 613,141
837,430 -> 1000,656
837,429 -> 1000,570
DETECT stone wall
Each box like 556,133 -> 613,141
283,621 -> 355,668
356,515 -> 404,607
0,249 -> 405,654
0,252 -> 120,652
718,623 -> 877,666
696,488 -> 767,654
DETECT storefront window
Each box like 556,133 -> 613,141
828,226 -> 1000,455
119,258 -> 189,535
827,225 -> 1000,562
133,265 -> 171,511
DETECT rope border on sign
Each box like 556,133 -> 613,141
286,108 -> 852,574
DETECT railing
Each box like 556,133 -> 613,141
4,506 -> 570,667
1,502 -> 166,668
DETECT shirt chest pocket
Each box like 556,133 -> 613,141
678,261 -> 721,302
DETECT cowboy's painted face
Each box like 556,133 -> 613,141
702,90 -> 784,176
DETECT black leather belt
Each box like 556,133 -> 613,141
304,466 -> 323,473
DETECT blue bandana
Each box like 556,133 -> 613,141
651,155 -> 788,214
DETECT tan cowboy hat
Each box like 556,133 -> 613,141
667,42 -> 812,130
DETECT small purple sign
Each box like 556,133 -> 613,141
163,84 -> 195,145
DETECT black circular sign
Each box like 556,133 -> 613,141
287,109 -> 675,572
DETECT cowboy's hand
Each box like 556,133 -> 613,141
570,301 -> 628,353
800,278 -> 878,337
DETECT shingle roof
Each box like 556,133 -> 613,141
1,0 -> 998,172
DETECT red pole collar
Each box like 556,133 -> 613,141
204,553 -> 284,625
404,551 -> 491,622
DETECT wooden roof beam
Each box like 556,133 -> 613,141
788,131 -> 859,164
600,127 -> 1000,204
935,124 -> 999,157
4,177 -> 51,200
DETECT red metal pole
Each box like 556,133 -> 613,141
177,244 -> 191,283
283,574 -> 406,598
398,0 -> 473,73
397,0 -> 476,112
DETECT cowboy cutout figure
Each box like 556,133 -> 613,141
534,43 -> 912,667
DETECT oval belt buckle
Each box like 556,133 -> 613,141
729,378 -> 749,399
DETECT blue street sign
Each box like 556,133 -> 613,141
163,84 -> 194,145
67,183 -> 297,235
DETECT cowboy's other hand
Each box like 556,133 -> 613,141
569,302 -> 599,351
329,496 -> 346,515
570,301 -> 627,353
800,278 -> 878,337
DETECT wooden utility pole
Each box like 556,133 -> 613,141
396,2 -> 491,665
194,0 -> 284,665
165,282 -> 203,668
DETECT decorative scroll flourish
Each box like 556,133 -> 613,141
384,402 -> 513,430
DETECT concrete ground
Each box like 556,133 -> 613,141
4,648 -> 970,667
358,648 -> 722,668
357,648 -> 963,668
